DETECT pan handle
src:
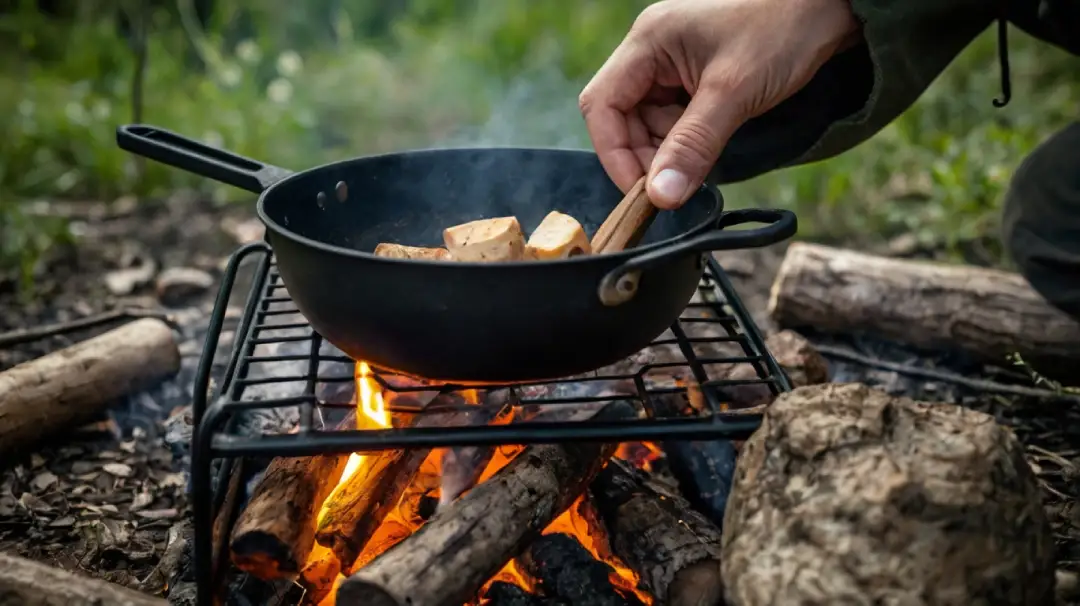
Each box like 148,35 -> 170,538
116,124 -> 293,194
597,208 -> 797,306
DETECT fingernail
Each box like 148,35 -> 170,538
650,169 -> 689,206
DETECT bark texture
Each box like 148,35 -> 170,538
722,383 -> 1055,606
767,242 -> 1080,367
590,458 -> 724,606
0,318 -> 179,460
0,552 -> 167,606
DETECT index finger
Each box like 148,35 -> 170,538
579,38 -> 657,193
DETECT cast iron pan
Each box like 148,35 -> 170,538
116,124 -> 796,383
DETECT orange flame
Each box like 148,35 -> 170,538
306,363 -> 654,605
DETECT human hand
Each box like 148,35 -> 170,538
579,0 -> 861,209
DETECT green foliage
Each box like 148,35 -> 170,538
2,1 -> 1079,285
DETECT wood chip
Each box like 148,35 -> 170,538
135,509 -> 177,520
102,463 -> 133,478
49,516 -> 76,528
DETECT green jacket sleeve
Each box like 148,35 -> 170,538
708,0 -> 999,184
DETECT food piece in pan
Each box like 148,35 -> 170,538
373,243 -> 452,261
524,211 -> 592,260
442,217 -> 526,262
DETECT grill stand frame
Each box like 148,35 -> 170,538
188,241 -> 792,606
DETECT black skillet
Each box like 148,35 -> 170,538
116,124 -> 796,383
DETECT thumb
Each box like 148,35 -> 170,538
646,83 -> 743,209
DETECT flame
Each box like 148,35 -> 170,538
614,442 -> 663,472
304,363 -> 654,605
317,363 -> 393,526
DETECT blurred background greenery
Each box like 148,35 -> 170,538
1,0 -> 1079,285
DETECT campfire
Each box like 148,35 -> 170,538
180,244 -> 800,606
227,359 -> 719,606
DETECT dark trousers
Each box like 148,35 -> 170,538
1002,122 -> 1080,322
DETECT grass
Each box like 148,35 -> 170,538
2,1 -> 1079,288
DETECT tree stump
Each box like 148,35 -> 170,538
721,383 -> 1055,606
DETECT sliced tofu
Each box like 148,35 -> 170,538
442,217 -> 526,262
374,243 -> 452,261
525,211 -> 591,260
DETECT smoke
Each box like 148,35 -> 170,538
437,65 -> 592,151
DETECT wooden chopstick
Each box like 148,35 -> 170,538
590,176 -> 657,254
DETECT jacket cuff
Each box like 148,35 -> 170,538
708,0 -> 997,185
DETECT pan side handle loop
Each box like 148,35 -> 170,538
597,208 -> 797,306
116,124 -> 293,194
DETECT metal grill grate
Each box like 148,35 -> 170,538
187,240 -> 791,606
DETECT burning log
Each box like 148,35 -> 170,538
767,242 -> 1080,370
721,383 -> 1056,606
519,533 -> 640,606
658,329 -> 827,524
590,458 -> 723,606
230,450 -> 350,580
315,399 -> 502,570
442,216 -> 527,261
0,318 -> 179,460
335,400 -> 638,606
0,551 -> 167,606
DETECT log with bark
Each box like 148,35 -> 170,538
229,449 -> 350,580
0,318 -> 179,460
335,400 -> 638,606
0,551 -> 167,606
721,382 -> 1056,606
590,458 -> 724,606
767,242 -> 1080,371
658,329 -> 827,524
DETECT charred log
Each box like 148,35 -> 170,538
229,450 -> 350,580
722,383 -> 1056,606
0,318 -> 179,461
0,551 -> 167,606
767,242 -> 1080,374
483,582 -> 544,606
590,459 -> 723,606
519,533 -> 640,606
658,329 -> 826,524
335,401 -> 637,606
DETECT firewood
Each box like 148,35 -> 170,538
0,318 -> 179,460
373,243 -> 451,261
0,551 -> 167,606
590,459 -> 723,606
590,175 -> 655,254
335,401 -> 638,606
442,216 -> 526,262
229,411 -> 356,580
658,330 -> 827,524
229,451 -> 350,580
315,401 -> 494,571
518,533 -> 638,605
721,383 -> 1055,606
768,242 -> 1080,369
525,211 -> 591,259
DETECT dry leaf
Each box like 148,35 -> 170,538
102,463 -> 133,478
49,516 -> 76,528
32,471 -> 58,492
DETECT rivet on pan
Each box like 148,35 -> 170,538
335,181 -> 348,202
316,192 -> 327,209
